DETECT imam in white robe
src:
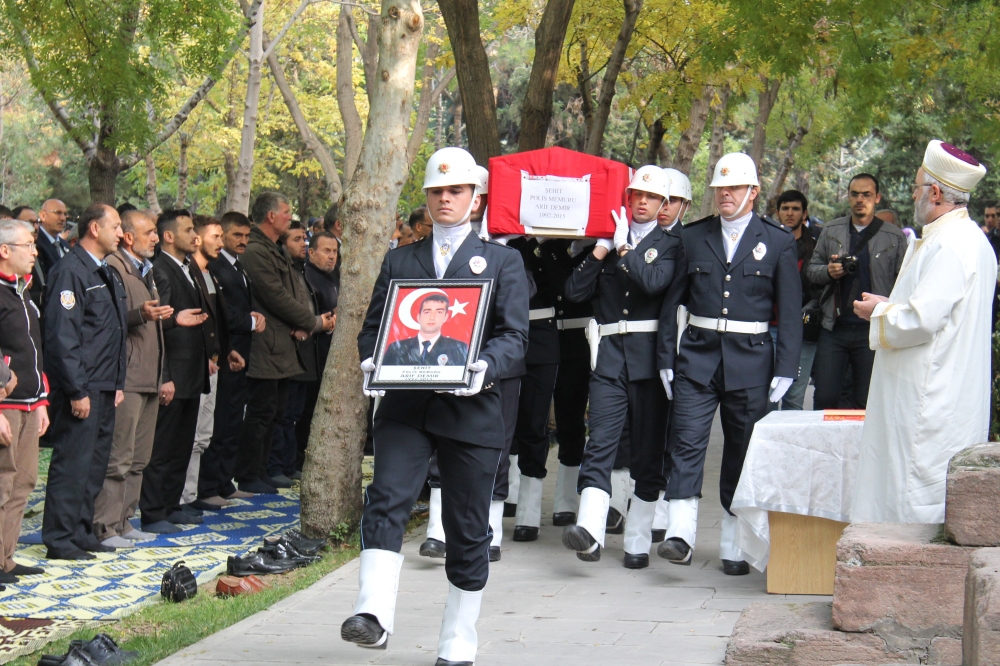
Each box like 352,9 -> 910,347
851,207 -> 997,524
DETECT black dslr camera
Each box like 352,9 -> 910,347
839,255 -> 860,276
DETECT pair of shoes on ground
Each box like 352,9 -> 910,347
216,573 -> 268,597
38,633 -> 138,666
227,530 -> 327,576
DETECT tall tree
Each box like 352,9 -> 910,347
517,0 -> 577,152
301,0 -> 425,535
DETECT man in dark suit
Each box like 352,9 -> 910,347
561,166 -> 681,569
341,148 -> 528,666
36,199 -> 71,276
197,212 -> 265,504
382,293 -> 469,366
657,153 -> 802,576
138,210 -> 211,533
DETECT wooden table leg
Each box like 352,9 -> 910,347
767,511 -> 848,595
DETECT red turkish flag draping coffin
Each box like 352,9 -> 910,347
487,147 -> 632,239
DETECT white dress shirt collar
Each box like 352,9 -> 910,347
432,222 -> 472,279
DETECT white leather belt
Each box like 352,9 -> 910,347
557,317 -> 591,330
584,319 -> 658,370
529,307 -> 556,321
688,315 -> 769,334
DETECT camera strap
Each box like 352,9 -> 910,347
834,218 -> 884,316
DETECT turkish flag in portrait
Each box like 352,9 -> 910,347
384,286 -> 483,348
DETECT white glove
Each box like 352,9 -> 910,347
769,376 -> 793,403
611,206 -> 630,250
595,238 -> 614,252
492,234 -> 518,246
452,360 -> 488,396
361,358 -> 384,397
659,369 -> 674,400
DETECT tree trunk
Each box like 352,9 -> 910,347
672,84 -> 714,173
645,117 -> 665,165
175,133 -> 190,208
301,0 -> 424,537
749,76 -> 781,169
268,44 -> 343,203
698,84 -> 731,218
518,0 -> 576,152
337,7 -> 365,186
452,96 -> 463,146
765,116 -> 812,212
406,28 -> 455,165
229,0 -> 266,214
88,146 -> 121,205
144,154 -> 162,214
577,36 -> 595,143
584,0 -> 642,156
438,0 -> 501,163
435,89 -> 445,150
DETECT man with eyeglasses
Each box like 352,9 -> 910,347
806,173 -> 906,410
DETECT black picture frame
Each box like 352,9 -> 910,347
365,278 -> 493,391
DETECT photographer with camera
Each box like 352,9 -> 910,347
806,174 -> 906,410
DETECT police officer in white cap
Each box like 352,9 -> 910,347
561,165 -> 681,568
342,147 -> 528,666
657,153 -> 801,575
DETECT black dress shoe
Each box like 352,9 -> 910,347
71,633 -> 140,665
489,546 -> 501,562
82,542 -> 116,553
722,559 -> 750,576
503,502 -> 516,517
239,480 -> 278,495
341,613 -> 387,649
512,526 -> 538,542
552,512 -> 576,527
651,529 -> 666,543
657,537 -> 692,565
227,552 -> 298,576
282,529 -> 326,556
419,538 -> 446,558
623,553 -> 649,569
46,548 -> 95,561
166,511 -> 203,525
264,475 -> 292,489
606,507 -> 625,535
259,538 -> 318,567
562,525 -> 600,562
10,563 -> 45,576
38,645 -> 100,666
435,660 -> 473,666
0,570 -> 16,584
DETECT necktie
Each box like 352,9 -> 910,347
420,340 -> 431,364
235,259 -> 248,288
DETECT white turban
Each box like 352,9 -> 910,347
922,140 -> 987,193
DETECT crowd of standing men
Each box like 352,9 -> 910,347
0,194 -> 339,579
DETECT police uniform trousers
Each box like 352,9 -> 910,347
552,359 -> 587,469
666,364 -> 769,512
139,397 -> 200,525
198,365 -> 248,499
42,388 -> 117,555
363,418 -> 503,591
512,364 -> 558,479
578,370 -> 667,503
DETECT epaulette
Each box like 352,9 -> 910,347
761,215 -> 791,232
685,215 -> 713,226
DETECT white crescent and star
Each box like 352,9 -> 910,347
396,287 -> 469,330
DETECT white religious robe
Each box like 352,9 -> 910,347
851,207 -> 997,524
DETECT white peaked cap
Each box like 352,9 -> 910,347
474,165 -> 490,194
627,165 -> 672,199
662,168 -> 692,201
711,153 -> 759,188
423,147 -> 482,192
922,140 -> 986,193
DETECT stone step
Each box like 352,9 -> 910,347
724,602 -> 960,665
833,523 -> 974,643
944,443 -> 1000,547
963,547 -> 1000,666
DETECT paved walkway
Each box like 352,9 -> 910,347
154,412 -> 826,666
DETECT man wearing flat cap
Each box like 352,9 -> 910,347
852,140 -> 995,524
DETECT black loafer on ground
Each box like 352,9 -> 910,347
259,538 -> 318,568
551,512 -> 576,527
722,559 -> 750,576
419,538 -> 446,558
282,529 -> 326,556
341,613 -> 387,649
489,546 -> 501,562
503,502 -> 516,517
435,660 -> 473,665
227,552 -> 298,576
512,526 -> 538,542
71,633 -> 140,665
606,508 -> 625,535
38,645 -> 100,666
562,525 -> 600,562
623,553 -> 649,569
656,537 -> 692,565
651,529 -> 666,543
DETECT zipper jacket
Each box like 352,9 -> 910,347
0,272 -> 48,410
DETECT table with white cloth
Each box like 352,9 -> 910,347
730,410 -> 864,594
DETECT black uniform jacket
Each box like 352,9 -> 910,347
209,254 -> 254,362
541,239 -> 593,362
659,213 -> 802,391
43,245 -> 127,399
358,233 -> 530,449
154,253 -> 213,399
565,225 -> 681,382
383,335 -> 469,366
509,237 -> 559,365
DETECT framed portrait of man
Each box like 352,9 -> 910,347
366,279 -> 493,391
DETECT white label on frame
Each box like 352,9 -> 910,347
519,172 -> 591,232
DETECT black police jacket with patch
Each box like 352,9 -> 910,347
358,232 -> 529,449
659,213 -> 802,391
541,239 -> 593,362
509,237 -> 559,365
43,245 -> 127,400
564,224 -> 681,382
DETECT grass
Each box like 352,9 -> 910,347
6,540 -> 360,666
